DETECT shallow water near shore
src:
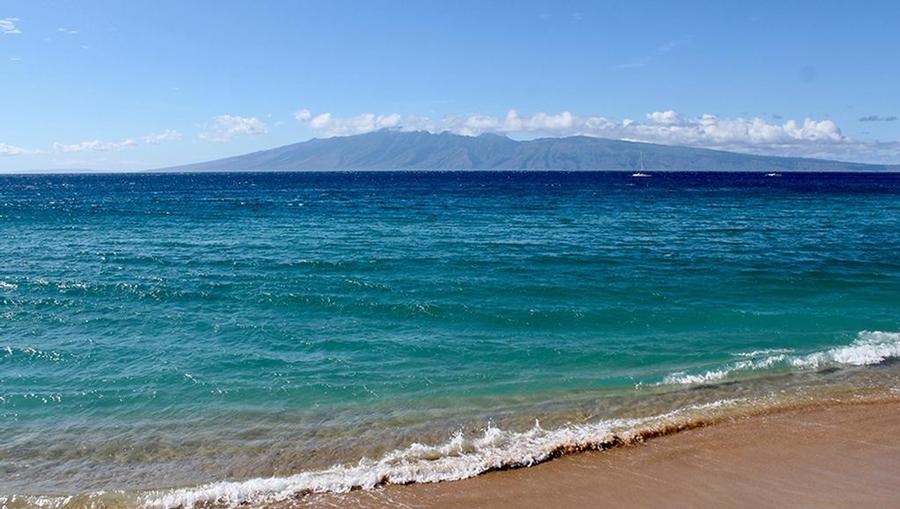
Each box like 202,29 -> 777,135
1,171 -> 899,508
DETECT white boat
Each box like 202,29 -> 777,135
765,172 -> 781,177
631,153 -> 650,177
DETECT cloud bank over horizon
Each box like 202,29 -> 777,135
2,108 -> 898,168
294,108 -> 899,163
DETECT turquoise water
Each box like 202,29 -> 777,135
1,171 -> 899,507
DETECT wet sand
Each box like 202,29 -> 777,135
300,400 -> 900,508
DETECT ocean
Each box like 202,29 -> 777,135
1,171 -> 899,508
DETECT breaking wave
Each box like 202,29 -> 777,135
135,399 -> 741,509
662,331 -> 900,386
4,332 -> 898,509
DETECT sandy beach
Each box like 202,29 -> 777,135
294,399 -> 900,509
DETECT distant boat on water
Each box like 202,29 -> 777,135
631,152 -> 651,177
766,172 -> 782,177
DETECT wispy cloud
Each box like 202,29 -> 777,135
199,115 -> 268,141
294,107 -> 900,162
143,129 -> 182,144
657,39 -> 683,53
0,17 -> 21,35
614,57 -> 651,69
615,38 -> 686,69
0,143 -> 38,156
52,139 -> 138,153
56,27 -> 79,35
859,115 -> 897,122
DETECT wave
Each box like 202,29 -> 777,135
6,332 -> 897,508
138,399 -> 742,509
790,331 -> 900,368
662,330 -> 900,386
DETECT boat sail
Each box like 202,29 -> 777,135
632,152 -> 650,177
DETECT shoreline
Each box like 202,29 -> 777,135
3,394 -> 898,508
293,398 -> 900,508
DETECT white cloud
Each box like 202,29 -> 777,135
52,139 -> 138,153
56,27 -> 79,35
0,17 -> 21,35
295,109 -> 404,136
143,129 -> 182,144
294,107 -> 900,162
646,110 -> 682,125
199,115 -> 268,141
0,143 -> 38,156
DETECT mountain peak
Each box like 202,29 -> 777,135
158,131 -> 897,173
476,132 -> 510,140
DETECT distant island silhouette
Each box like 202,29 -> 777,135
157,129 -> 899,172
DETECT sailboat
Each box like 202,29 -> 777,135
631,152 -> 650,177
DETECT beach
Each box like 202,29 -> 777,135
303,399 -> 900,508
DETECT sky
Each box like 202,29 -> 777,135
1,0 -> 899,172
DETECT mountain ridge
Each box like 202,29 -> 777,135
156,130 -> 899,172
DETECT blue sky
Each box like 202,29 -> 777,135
1,0 -> 899,171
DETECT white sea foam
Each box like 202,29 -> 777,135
140,399 -> 741,509
732,348 -> 794,358
662,369 -> 730,385
662,331 -> 900,386
791,331 -> 900,368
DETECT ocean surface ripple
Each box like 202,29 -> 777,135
1,171 -> 899,506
